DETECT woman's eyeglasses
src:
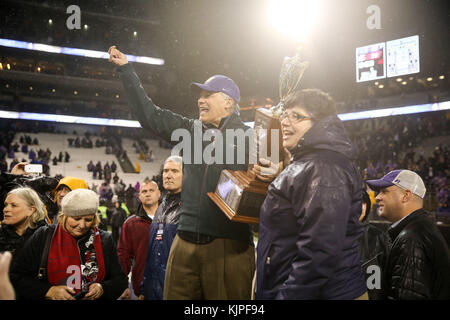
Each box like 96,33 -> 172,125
279,111 -> 312,123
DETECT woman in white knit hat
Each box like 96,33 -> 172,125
10,188 -> 127,300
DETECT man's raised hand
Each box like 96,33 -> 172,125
108,46 -> 128,66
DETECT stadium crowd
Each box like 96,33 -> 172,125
0,105 -> 449,300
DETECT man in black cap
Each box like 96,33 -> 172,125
367,169 -> 450,299
108,46 -> 255,299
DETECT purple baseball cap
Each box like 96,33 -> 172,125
366,169 -> 426,199
190,75 -> 240,103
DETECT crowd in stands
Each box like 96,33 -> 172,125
0,109 -> 449,301
133,139 -> 155,163
0,133 -> 70,176
345,111 -> 450,214
1,110 -> 449,215
87,160 -> 118,181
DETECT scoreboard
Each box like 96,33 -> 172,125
356,35 -> 420,83
387,35 -> 420,78
356,42 -> 386,82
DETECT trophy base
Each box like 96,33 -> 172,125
208,169 -> 269,224
208,192 -> 260,224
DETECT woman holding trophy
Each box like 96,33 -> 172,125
254,51 -> 368,300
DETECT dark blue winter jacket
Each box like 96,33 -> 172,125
256,115 -> 367,300
140,192 -> 181,300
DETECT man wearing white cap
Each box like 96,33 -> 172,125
366,169 -> 450,299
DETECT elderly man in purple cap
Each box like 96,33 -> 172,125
108,46 -> 255,300
366,169 -> 450,299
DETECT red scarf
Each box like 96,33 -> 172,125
47,225 -> 105,293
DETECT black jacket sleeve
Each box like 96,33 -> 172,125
10,226 -> 53,300
117,63 -> 194,142
99,230 -> 128,300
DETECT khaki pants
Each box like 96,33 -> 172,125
163,234 -> 256,300
355,292 -> 369,300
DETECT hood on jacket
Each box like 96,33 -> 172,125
291,115 -> 357,161
135,203 -> 153,222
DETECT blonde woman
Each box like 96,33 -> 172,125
0,187 -> 46,256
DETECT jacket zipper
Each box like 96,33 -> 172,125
76,238 -> 84,291
197,163 -> 210,242
195,121 -> 228,242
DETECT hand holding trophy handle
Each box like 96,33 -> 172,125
252,147 -> 291,183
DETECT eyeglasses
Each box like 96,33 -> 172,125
279,110 -> 312,123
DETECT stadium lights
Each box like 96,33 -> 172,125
1,101 -> 449,129
337,101 -> 450,121
0,38 -> 165,66
0,110 -> 142,127
267,0 -> 319,42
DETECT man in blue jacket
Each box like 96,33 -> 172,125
109,46 -> 255,299
140,156 -> 183,300
256,89 -> 367,299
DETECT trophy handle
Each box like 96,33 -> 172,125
246,166 -> 256,179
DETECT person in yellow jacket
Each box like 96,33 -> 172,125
121,202 -> 131,217
98,199 -> 111,231
136,162 -> 140,174
48,176 -> 89,224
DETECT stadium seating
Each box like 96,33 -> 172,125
8,132 -> 171,187
122,137 -> 172,177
